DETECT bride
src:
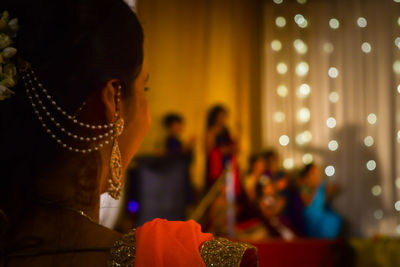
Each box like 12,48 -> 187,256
0,0 -> 257,266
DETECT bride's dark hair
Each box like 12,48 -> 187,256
0,0 -> 143,247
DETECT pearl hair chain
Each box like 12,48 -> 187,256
22,69 -> 121,154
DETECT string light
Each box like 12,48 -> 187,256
297,107 -> 311,123
396,225 -> 400,235
328,140 -> 339,151
364,136 -> 374,147
271,40 -> 282,51
328,67 -> 339,78
273,0 -> 284,4
279,135 -> 290,146
357,17 -> 367,28
329,18 -> 340,29
366,160 -> 377,171
293,39 -> 308,54
393,60 -> 400,74
397,85 -> 400,94
283,158 -> 294,169
326,117 -> 337,128
297,84 -> 311,99
323,42 -> 334,53
395,201 -> 400,211
398,17 -> 400,26
371,185 -> 382,196
396,177 -> 400,189
277,85 -> 289,97
296,131 -> 312,145
367,113 -> 377,125
302,153 -> 313,164
277,62 -> 288,74
294,14 -> 308,28
361,42 -> 372,53
274,112 -> 286,123
374,209 -> 383,220
276,16 -> 287,28
297,0 -> 307,4
394,37 -> 400,49
325,165 -> 335,176
329,91 -> 339,103
296,62 -> 309,77
397,130 -> 400,143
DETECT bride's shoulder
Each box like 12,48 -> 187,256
108,219 -> 257,267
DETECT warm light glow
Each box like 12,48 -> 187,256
276,16 -> 287,28
279,135 -> 290,146
325,165 -> 335,177
394,0 -> 400,3
328,140 -> 339,151
366,160 -> 377,171
283,158 -> 294,170
395,37 -> 400,49
329,91 -> 339,103
393,60 -> 400,74
296,62 -> 309,77
371,185 -> 382,196
396,177 -> 400,189
274,111 -> 286,123
323,42 -> 334,53
277,62 -> 288,74
398,17 -> 400,26
395,201 -> 400,211
297,107 -> 311,123
294,14 -> 308,28
297,0 -> 307,4
293,39 -> 308,54
396,225 -> 400,234
328,67 -> 339,78
302,153 -> 313,164
398,130 -> 400,143
329,18 -> 340,29
326,117 -> 337,128
374,209 -> 383,220
297,84 -> 311,99
364,136 -> 374,147
296,131 -> 312,145
361,42 -> 372,53
277,85 -> 289,97
357,17 -> 367,28
273,0 -> 284,4
271,40 -> 282,51
397,85 -> 400,94
367,113 -> 377,125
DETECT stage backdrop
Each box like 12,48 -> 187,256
136,0 -> 262,190
262,0 -> 400,236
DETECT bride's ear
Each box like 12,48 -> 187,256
101,79 -> 120,123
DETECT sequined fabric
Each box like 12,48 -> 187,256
200,238 -> 258,267
107,229 -> 136,267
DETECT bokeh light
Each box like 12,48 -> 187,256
361,42 -> 372,53
293,39 -> 308,54
326,117 -> 337,128
297,107 -> 311,123
294,14 -> 308,28
296,131 -> 312,145
328,67 -> 339,78
398,17 -> 400,26
297,0 -> 307,4
325,165 -> 335,176
364,136 -> 374,147
277,85 -> 289,97
366,160 -> 377,171
271,40 -> 282,51
371,185 -> 382,196
279,135 -> 290,146
357,17 -> 367,28
302,153 -> 313,164
276,16 -> 287,28
328,140 -> 339,151
283,158 -> 294,170
367,113 -> 377,125
323,42 -> 334,53
274,111 -> 286,123
329,91 -> 340,103
395,37 -> 400,49
296,62 -> 309,77
374,209 -> 383,220
397,85 -> 400,94
273,0 -> 284,4
396,177 -> 400,189
297,84 -> 311,99
395,201 -> 400,211
329,18 -> 340,29
393,60 -> 400,74
277,62 -> 288,74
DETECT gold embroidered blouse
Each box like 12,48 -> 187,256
107,229 -> 257,267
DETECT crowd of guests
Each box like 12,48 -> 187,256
157,105 -> 343,240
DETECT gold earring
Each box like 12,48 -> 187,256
108,86 -> 124,199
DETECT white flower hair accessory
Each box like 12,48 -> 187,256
0,10 -> 19,101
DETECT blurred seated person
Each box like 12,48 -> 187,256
162,112 -> 194,155
243,153 -> 267,203
205,105 -> 240,194
298,164 -> 342,238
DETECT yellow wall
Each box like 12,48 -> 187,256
136,0 -> 261,190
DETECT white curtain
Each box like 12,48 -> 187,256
262,0 -> 400,237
